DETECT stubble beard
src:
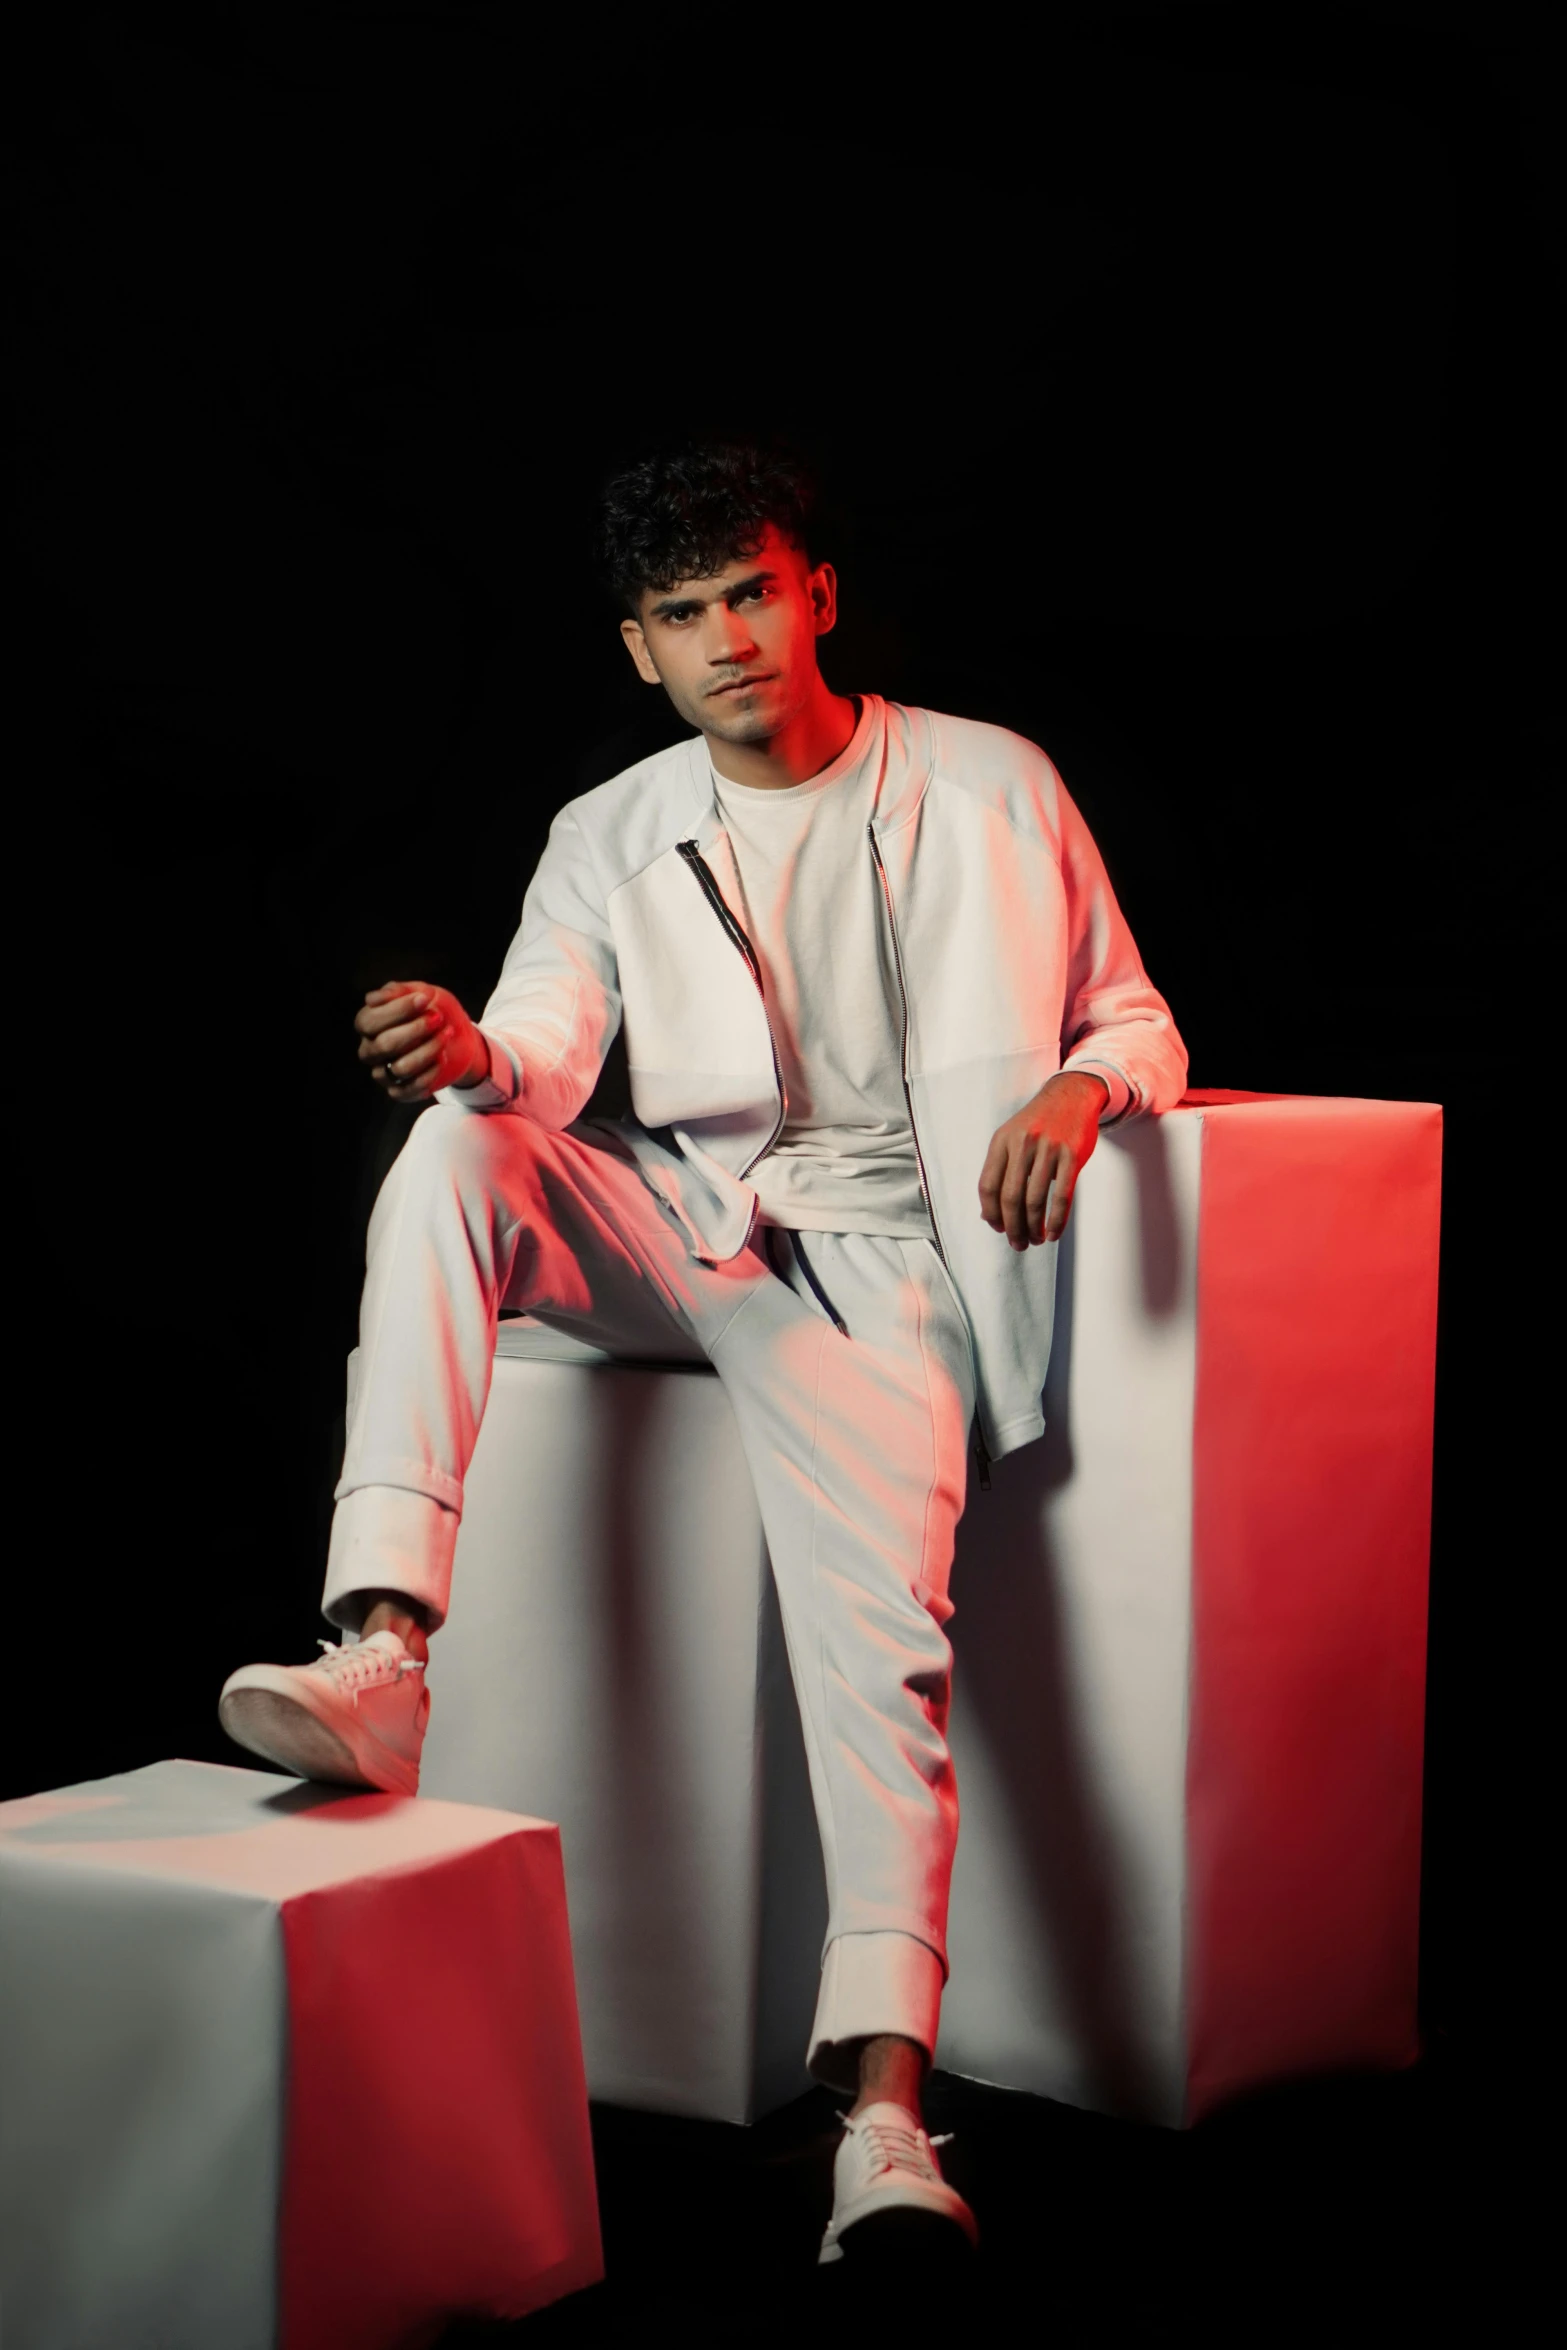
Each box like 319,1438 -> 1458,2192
704,702 -> 775,746
699,668 -> 808,750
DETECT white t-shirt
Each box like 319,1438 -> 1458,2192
710,702 -> 934,1240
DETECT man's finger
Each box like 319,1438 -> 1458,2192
1024,1140 -> 1059,1244
378,1068 -> 435,1100
977,1133 -> 1009,1228
379,1033 -> 446,1085
1044,1155 -> 1080,1241
358,1013 -> 440,1063
356,992 -> 431,1039
999,1136 -> 1036,1250
354,991 -> 429,1038
359,984 -> 428,1017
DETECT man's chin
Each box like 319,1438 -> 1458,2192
700,698 -> 782,746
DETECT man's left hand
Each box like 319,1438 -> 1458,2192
978,1072 -> 1110,1250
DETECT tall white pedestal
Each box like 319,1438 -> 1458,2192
416,1095 -> 1441,2127
940,1095 -> 1439,2121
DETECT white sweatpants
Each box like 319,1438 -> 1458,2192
324,1107 -> 976,2089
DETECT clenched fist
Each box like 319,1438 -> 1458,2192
978,1070 -> 1109,1250
354,982 -> 489,1102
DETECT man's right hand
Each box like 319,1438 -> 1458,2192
354,983 -> 490,1101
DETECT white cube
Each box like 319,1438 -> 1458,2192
0,1760 -> 603,2348
940,1095 -> 1439,2120
418,1094 -> 1441,2128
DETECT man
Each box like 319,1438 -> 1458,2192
220,442 -> 1187,2261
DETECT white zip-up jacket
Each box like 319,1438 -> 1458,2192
446,696 -> 1188,1458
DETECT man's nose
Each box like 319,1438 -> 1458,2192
705,607 -> 758,663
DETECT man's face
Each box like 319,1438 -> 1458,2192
620,525 -> 838,745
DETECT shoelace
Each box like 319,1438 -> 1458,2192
312,1640 -> 426,1702
845,2113 -> 954,2184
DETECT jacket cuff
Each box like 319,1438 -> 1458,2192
1060,1058 -> 1133,1123
436,1029 -> 523,1112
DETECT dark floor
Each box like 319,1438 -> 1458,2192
438,2049 -> 1508,2346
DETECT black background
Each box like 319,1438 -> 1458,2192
8,1 -> 1560,2120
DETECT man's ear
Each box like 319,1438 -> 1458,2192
809,561 -> 839,636
620,616 -> 662,686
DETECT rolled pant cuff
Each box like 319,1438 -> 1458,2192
322,1484 -> 458,1633
807,1931 -> 947,2094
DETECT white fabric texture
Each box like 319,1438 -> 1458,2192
709,703 -> 932,1239
436,695 -> 1185,1457
326,1108 -> 975,2082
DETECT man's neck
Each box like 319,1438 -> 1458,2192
706,684 -> 859,791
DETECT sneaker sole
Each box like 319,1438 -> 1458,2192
821,2191 -> 979,2267
218,1683 -> 417,1797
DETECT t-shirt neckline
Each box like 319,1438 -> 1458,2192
709,694 -> 873,803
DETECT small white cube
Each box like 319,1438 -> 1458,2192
0,1759 -> 603,2348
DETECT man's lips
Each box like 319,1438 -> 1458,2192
708,672 -> 777,697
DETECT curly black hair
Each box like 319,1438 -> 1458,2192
599,439 -> 816,610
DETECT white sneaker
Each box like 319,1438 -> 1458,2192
218,1632 -> 429,1797
818,2102 -> 979,2265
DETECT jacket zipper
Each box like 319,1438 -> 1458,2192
676,839 -> 788,1179
868,823 -> 991,1488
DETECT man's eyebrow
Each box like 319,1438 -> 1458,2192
648,569 -> 776,619
721,569 -> 776,602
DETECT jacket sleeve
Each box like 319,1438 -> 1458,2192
1054,780 -> 1189,1119
438,805 -> 621,1129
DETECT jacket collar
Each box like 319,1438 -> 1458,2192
866,698 -> 934,837
674,694 -> 931,847
677,736 -> 728,855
